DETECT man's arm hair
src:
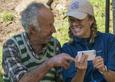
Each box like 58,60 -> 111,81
19,59 -> 53,82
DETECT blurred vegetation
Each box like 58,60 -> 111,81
90,0 -> 105,32
0,48 -> 3,82
0,11 -> 15,22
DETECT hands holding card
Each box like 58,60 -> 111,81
74,50 -> 106,72
75,54 -> 88,71
77,50 -> 96,62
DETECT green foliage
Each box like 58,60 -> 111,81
53,17 -> 70,45
0,11 -> 15,22
0,74 -> 3,82
90,0 -> 105,32
90,0 -> 113,32
0,48 -> 2,63
0,48 -> 3,82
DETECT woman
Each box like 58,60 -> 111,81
61,0 -> 115,82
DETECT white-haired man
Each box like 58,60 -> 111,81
2,2 -> 74,82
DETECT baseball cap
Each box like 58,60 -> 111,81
67,0 -> 94,20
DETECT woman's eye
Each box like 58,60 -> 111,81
70,19 -> 75,22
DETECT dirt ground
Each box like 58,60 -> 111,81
0,0 -> 24,46
0,0 -> 68,46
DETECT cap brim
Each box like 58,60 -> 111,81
67,10 -> 87,20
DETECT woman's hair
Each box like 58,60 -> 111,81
68,15 -> 97,43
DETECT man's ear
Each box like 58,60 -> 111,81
28,25 -> 36,35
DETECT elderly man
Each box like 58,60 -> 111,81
2,2 -> 74,82
61,0 -> 115,82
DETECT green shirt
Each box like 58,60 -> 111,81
2,32 -> 62,82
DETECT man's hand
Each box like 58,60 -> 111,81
47,53 -> 74,69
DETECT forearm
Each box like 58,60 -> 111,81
19,59 -> 53,82
71,70 -> 86,82
101,70 -> 115,82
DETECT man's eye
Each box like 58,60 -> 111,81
50,24 -> 53,27
70,19 -> 75,22
70,26 -> 75,30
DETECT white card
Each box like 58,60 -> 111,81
77,50 -> 96,61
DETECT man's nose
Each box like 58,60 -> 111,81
51,26 -> 56,33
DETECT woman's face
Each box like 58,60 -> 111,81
69,16 -> 94,38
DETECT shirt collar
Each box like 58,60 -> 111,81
73,31 -> 100,43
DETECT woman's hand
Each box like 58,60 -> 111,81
75,54 -> 88,72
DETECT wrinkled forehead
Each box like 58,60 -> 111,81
39,7 -> 53,16
38,8 -> 54,23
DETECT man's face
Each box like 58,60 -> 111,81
69,16 -> 93,38
30,7 -> 56,44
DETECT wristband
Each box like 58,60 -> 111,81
100,65 -> 108,74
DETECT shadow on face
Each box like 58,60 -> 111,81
68,16 -> 94,38
29,7 -> 56,44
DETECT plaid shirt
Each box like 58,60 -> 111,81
2,32 -> 62,82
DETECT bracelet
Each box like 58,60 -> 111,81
100,65 -> 108,75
